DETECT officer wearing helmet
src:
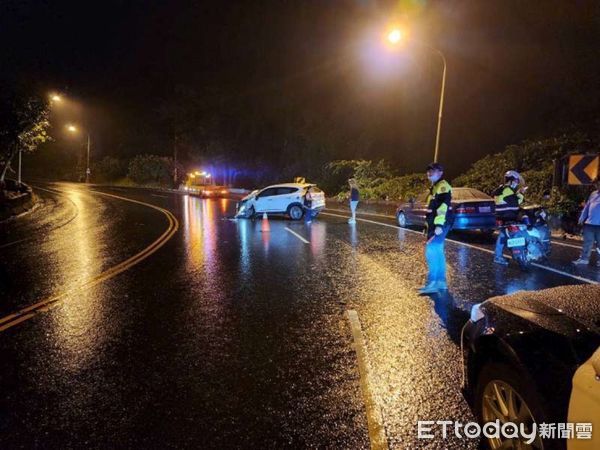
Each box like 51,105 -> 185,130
493,170 -> 525,265
419,162 -> 453,294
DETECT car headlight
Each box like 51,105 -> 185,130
238,204 -> 246,212
470,303 -> 485,322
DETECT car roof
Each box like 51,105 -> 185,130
262,183 -> 313,189
487,285 -> 600,333
453,187 -> 492,200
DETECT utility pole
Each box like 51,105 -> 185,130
85,133 -> 91,183
17,148 -> 22,186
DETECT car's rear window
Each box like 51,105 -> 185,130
275,187 -> 298,195
453,188 -> 491,201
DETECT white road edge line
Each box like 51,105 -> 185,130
345,309 -> 389,450
151,194 -> 169,198
284,227 -> 310,244
321,212 -> 599,285
325,208 -> 584,250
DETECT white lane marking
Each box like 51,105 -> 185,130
345,310 -> 389,450
284,227 -> 310,244
326,207 -> 584,249
528,262 -> 597,284
326,207 -> 395,220
151,194 -> 169,198
321,212 -> 599,285
322,212 -> 421,233
549,239 -> 583,250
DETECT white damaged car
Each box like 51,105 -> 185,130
235,182 -> 325,220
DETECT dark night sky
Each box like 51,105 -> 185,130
2,0 -> 599,177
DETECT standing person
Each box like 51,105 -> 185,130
493,170 -> 525,265
419,163 -> 453,294
304,186 -> 314,224
348,178 -> 359,224
573,177 -> 600,267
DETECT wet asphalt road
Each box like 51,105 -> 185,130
0,182 -> 597,449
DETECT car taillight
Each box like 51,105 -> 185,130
455,204 -> 477,214
508,225 -> 521,233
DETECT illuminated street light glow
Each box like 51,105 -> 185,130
50,93 -> 62,102
387,28 -> 404,45
66,124 -> 78,133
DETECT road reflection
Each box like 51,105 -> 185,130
182,195 -> 225,281
48,188 -> 111,371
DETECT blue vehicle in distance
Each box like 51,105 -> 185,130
396,187 -> 497,234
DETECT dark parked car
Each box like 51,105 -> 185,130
462,285 -> 600,450
395,187 -> 496,233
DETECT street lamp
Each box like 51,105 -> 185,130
66,124 -> 92,183
387,28 -> 404,45
49,93 -> 62,103
385,27 -> 447,163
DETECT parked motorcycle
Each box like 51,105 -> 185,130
500,208 -> 551,270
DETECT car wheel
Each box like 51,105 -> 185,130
475,362 -> 551,450
288,204 -> 304,220
397,211 -> 407,227
245,206 -> 255,219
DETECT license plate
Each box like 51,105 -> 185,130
507,237 -> 526,248
479,206 -> 491,213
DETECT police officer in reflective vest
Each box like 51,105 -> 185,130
419,163 -> 453,294
493,170 -> 525,265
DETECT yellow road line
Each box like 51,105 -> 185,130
0,189 -> 179,333
346,309 -> 389,450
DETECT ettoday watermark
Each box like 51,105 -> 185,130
417,420 -> 593,443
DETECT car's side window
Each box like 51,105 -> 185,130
275,187 -> 298,195
258,188 -> 277,198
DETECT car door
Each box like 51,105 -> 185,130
273,187 -> 300,212
254,188 -> 279,212
407,191 -> 429,225
567,346 -> 600,450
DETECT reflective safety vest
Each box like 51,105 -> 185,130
426,179 -> 452,231
493,184 -> 524,220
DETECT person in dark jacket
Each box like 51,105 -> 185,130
304,186 -> 314,224
419,163 -> 453,294
493,170 -> 525,265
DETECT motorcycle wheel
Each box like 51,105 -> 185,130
513,250 -> 532,271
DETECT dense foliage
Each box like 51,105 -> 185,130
326,159 -> 427,201
127,154 -> 179,186
327,131 -> 598,220
0,89 -> 51,183
93,156 -> 128,182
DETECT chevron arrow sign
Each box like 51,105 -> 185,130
568,154 -> 599,185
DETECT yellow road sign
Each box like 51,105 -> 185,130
568,154 -> 599,185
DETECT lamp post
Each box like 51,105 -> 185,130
386,28 -> 447,163
17,148 -> 22,186
66,124 -> 91,183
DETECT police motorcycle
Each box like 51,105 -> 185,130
500,207 -> 551,271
